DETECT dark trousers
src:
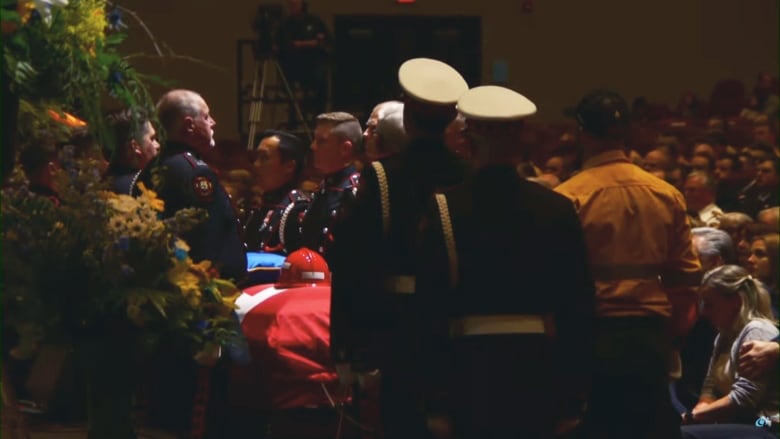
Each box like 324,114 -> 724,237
380,368 -> 431,439
583,317 -> 681,439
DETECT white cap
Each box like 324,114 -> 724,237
398,58 -> 469,106
457,85 -> 537,121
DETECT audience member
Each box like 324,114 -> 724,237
747,233 -> 779,317
684,172 -> 723,227
681,265 -> 778,438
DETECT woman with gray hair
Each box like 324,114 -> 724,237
681,265 -> 779,438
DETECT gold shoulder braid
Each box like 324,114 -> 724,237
371,161 -> 391,237
434,193 -> 458,289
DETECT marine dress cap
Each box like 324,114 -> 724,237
398,58 -> 469,105
457,85 -> 537,121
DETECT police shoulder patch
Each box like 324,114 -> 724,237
192,175 -> 214,201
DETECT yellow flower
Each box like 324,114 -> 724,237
190,260 -> 212,278
108,195 -> 138,214
137,182 -> 165,212
174,238 -> 190,254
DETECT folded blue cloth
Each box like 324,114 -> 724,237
245,252 -> 285,286
247,252 -> 286,269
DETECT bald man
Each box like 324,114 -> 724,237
135,89 -> 246,281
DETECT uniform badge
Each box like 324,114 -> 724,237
192,176 -> 214,201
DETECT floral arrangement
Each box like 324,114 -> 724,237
1,0 -> 158,154
2,152 -> 242,358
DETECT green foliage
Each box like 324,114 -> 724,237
2,0 -> 159,155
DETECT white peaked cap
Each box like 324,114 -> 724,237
457,85 -> 537,121
398,58 -> 469,105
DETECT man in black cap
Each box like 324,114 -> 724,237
416,85 -> 595,438
556,89 -> 702,439
329,58 -> 469,439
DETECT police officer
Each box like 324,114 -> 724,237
133,89 -> 247,438
134,89 -> 246,282
329,58 -> 469,439
555,90 -> 702,439
243,129 -> 310,254
416,85 -> 596,438
105,108 -> 160,195
288,112 -> 361,260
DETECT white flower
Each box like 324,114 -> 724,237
33,0 -> 69,27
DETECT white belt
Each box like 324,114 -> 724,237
384,275 -> 415,294
450,314 -> 548,337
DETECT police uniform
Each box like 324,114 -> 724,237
415,86 -> 596,438
329,58 -> 469,439
289,164 -> 359,260
554,90 -> 702,439
134,141 -> 247,282
132,140 -> 248,437
243,184 -> 311,254
105,163 -> 138,195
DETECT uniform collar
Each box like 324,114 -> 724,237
161,141 -> 200,160
324,164 -> 357,188
582,149 -> 630,170
262,182 -> 297,205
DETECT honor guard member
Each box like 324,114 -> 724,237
244,130 -> 310,254
287,112 -> 361,260
416,86 -> 596,439
329,58 -> 469,439
555,90 -> 702,439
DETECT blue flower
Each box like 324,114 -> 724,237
106,8 -> 127,32
173,246 -> 188,261
195,320 -> 211,331
116,237 -> 130,251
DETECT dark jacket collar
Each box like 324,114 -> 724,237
160,141 -> 200,160
262,182 -> 297,205
324,164 -> 357,188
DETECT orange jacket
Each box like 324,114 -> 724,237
555,150 -> 701,333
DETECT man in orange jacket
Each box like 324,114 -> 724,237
555,89 -> 702,439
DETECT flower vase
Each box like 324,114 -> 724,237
79,339 -> 137,439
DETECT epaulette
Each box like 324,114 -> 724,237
181,152 -> 199,169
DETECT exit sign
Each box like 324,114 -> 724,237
397,0 -> 416,3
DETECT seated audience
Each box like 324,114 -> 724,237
718,212 -> 754,268
747,233 -> 779,317
681,265 -> 778,438
684,172 -> 723,228
756,207 -> 779,233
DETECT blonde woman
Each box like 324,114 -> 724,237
682,265 -> 779,439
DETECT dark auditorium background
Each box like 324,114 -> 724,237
121,0 -> 779,141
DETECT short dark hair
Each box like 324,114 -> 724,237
717,152 -> 743,172
575,89 -> 631,140
316,112 -> 363,152
256,129 -> 306,179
